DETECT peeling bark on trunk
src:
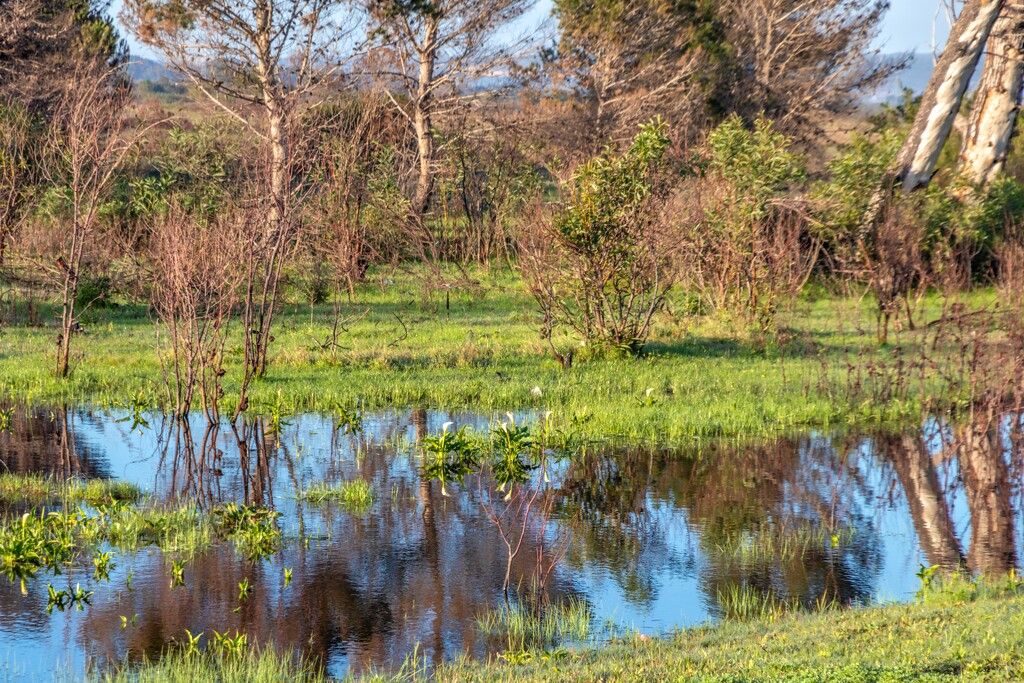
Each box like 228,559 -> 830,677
267,102 -> 289,234
892,0 -> 1004,192
959,1 -> 1024,187
412,16 -> 439,222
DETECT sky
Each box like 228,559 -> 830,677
116,0 -> 954,64
882,0 -> 953,53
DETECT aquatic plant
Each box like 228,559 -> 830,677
210,630 -> 248,658
334,403 -> 363,435
0,501 -> 214,593
96,646 -> 327,683
92,550 -> 114,581
115,392 -> 151,433
715,584 -> 838,622
490,416 -> 537,498
212,503 -> 282,560
169,559 -> 186,589
182,629 -> 203,655
420,422 -> 479,496
711,522 -> 856,565
258,393 -> 292,439
238,577 -> 252,602
0,510 -> 82,585
0,474 -> 142,507
46,583 -> 93,613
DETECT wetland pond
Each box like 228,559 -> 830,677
0,406 -> 1021,680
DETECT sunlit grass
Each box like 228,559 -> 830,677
710,521 -> 856,564
0,268 -> 994,443
85,588 -> 1024,682
94,647 -> 325,683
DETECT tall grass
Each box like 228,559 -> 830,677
101,590 -> 1024,682
715,584 -> 839,622
95,648 -> 325,683
711,523 -> 854,564
476,598 -> 593,651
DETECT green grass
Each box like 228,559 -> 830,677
0,268 -> 1001,442
95,648 -> 325,683
710,521 -> 856,565
436,593 -> 1024,682
300,480 -> 376,513
78,586 -> 1024,682
0,492 -> 289,586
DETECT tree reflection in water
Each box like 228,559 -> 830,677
0,405 -> 1020,680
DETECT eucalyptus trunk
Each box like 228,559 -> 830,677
892,0 -> 1004,192
412,15 -> 439,222
959,1 -> 1024,187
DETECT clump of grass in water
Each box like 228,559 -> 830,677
712,522 -> 855,564
106,505 -> 213,559
0,502 -> 214,589
212,503 -> 282,560
715,584 -> 838,622
476,598 -> 593,652
0,474 -> 142,507
300,480 -> 376,513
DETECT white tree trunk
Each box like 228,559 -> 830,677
959,1 -> 1024,187
895,0 -> 1005,192
412,16 -> 439,221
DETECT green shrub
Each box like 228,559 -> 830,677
520,119 -> 676,358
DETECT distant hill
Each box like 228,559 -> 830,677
121,52 -> 962,107
126,57 -> 181,83
868,52 -> 982,104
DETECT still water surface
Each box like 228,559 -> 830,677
0,406 -> 1021,680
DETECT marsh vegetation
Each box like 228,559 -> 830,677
4,0 -> 1024,679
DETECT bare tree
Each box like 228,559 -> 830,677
890,0 -> 1004,193
0,102 -> 34,268
365,0 -> 535,229
546,0 -> 712,152
123,0 -> 357,397
150,208 -> 247,421
718,0 -> 902,137
37,68 -> 136,378
959,0 -> 1024,187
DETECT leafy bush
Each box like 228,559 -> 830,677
74,275 -> 113,309
519,119 -> 676,359
679,115 -> 809,337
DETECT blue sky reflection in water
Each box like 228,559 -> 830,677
0,407 -> 1020,680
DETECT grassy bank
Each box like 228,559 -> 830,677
0,270 -> 992,442
94,588 -> 1024,682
